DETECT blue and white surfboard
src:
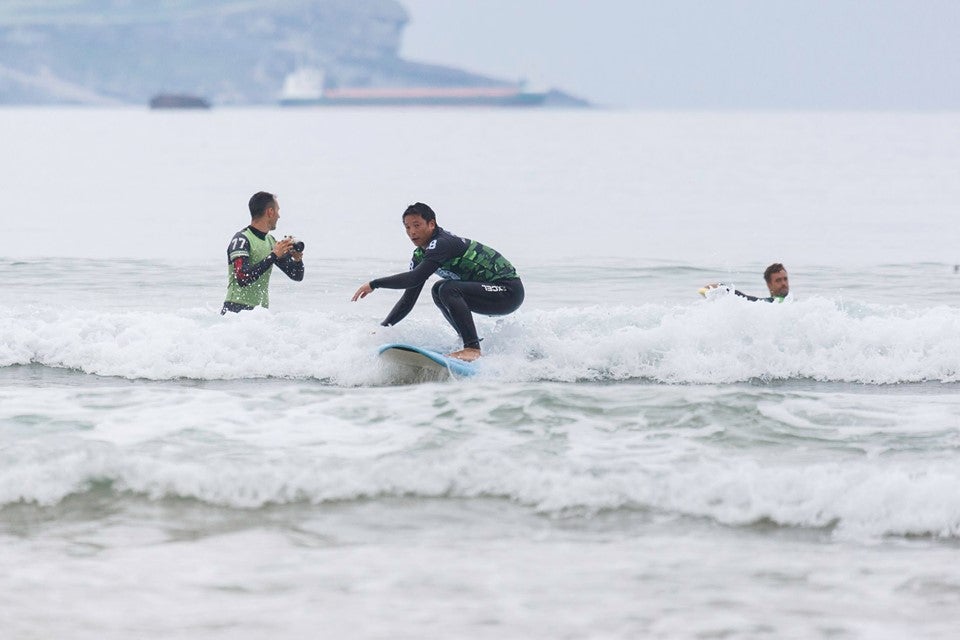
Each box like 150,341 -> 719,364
378,343 -> 477,379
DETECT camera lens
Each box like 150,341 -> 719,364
292,241 -> 305,252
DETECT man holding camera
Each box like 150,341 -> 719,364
221,191 -> 304,314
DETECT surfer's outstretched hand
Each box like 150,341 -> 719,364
352,282 -> 373,301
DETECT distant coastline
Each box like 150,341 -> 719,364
0,1 -> 589,107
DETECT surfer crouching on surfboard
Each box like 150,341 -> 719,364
351,202 -> 524,362
700,262 -> 790,302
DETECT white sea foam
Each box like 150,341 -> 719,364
2,381 -> 959,542
4,296 -> 958,384
4,418 -> 960,540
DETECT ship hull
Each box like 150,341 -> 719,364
280,86 -> 546,107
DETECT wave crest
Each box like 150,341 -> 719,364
2,297 -> 958,384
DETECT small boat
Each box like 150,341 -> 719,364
149,93 -> 211,109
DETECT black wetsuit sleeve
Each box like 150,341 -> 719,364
369,260 -> 439,290
380,283 -> 425,327
371,253 -> 446,326
233,253 -> 277,287
275,256 -> 304,281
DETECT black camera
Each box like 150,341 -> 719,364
283,236 -> 305,253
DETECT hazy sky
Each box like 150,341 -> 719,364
399,0 -> 960,109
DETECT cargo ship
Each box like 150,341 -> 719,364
278,68 -> 546,107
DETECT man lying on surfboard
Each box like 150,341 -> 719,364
700,262 -> 790,303
352,202 -> 524,362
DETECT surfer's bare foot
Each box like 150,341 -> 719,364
447,348 -> 481,362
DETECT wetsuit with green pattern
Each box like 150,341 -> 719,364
370,227 -> 523,349
735,291 -> 787,303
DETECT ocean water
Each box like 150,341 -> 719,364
3,107 -> 960,639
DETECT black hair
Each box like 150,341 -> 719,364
402,202 -> 436,223
763,263 -> 786,283
249,191 -> 277,218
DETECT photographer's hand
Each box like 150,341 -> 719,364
272,237 -> 294,258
